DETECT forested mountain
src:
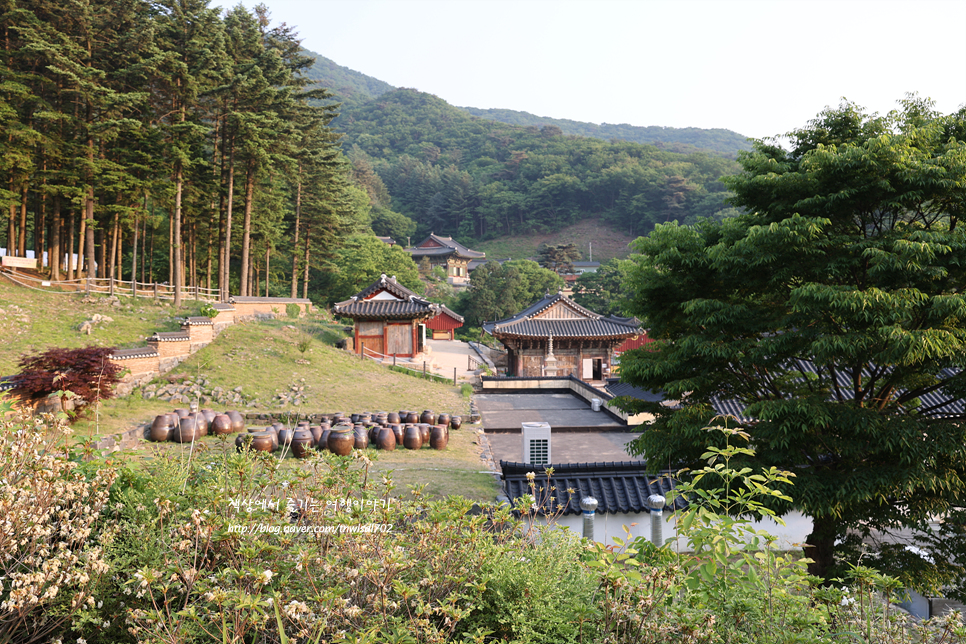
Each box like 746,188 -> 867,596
457,107 -> 752,158
337,88 -> 741,242
304,51 -> 753,158
300,52 -> 394,110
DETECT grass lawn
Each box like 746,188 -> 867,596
0,277 -> 207,375
473,218 -> 637,264
3,276 -> 496,502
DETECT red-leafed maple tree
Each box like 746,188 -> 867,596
11,346 -> 122,417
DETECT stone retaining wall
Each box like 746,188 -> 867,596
108,297 -> 313,397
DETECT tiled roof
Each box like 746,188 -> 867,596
148,331 -> 190,342
438,306 -> 464,323
469,257 -> 511,271
408,234 -> 485,260
109,347 -> 160,360
335,300 -> 439,319
211,303 -> 234,311
376,236 -> 396,245
482,292 -> 640,339
0,376 -> 15,392
607,361 -> 966,422
333,274 -> 440,320
181,316 -> 213,326
500,460 -> 685,516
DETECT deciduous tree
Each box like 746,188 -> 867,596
621,97 -> 966,592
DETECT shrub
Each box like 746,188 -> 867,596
0,409 -> 117,642
11,346 -> 121,415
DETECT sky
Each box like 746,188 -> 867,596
212,0 -> 966,140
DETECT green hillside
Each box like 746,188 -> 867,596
304,50 -> 752,158
336,88 -> 740,243
458,106 -> 753,158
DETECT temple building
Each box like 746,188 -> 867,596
333,274 -> 439,358
482,292 -> 641,382
406,233 -> 485,285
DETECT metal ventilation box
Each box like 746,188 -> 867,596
522,422 -> 551,465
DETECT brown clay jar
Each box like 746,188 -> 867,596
291,429 -> 314,458
430,425 -> 448,450
210,414 -> 234,435
318,429 -> 331,452
403,425 -> 423,450
225,410 -> 245,433
450,415 -> 462,430
376,427 -> 396,451
391,424 -> 405,445
418,423 -> 431,445
328,426 -> 354,456
201,409 -> 217,426
309,425 -> 323,447
173,416 -> 202,443
420,410 -> 435,425
405,411 -> 419,424
353,425 -> 369,450
437,413 -> 451,428
150,414 -> 177,442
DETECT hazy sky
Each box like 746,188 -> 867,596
213,0 -> 966,140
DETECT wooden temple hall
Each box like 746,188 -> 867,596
482,292 -> 641,382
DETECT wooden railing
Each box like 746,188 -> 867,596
0,269 -> 223,302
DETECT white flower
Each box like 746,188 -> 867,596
259,570 -> 273,585
840,596 -> 855,606
78,639 -> 88,644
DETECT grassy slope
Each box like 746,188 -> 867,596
0,277 -> 205,375
472,218 -> 638,264
0,279 -> 495,501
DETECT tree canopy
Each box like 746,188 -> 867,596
620,97 -> 966,592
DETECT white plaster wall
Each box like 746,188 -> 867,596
535,509 -> 813,552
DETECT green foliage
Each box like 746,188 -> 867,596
537,242 -> 582,274
571,258 -> 630,317
333,88 -> 740,243
621,97 -> 966,586
285,302 -> 301,319
456,529 -> 597,643
458,259 -> 563,326
199,303 -> 218,319
460,383 -> 474,398
317,233 -> 423,304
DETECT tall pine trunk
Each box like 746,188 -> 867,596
239,159 -> 255,296
290,161 -> 301,297
302,223 -> 310,299
50,196 -> 60,280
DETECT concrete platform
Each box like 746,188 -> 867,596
475,392 -> 626,432
485,431 -> 643,466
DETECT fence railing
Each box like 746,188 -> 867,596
0,268 -> 222,302
359,343 -> 460,385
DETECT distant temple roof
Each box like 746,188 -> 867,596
333,274 -> 440,320
407,233 -> 485,260
482,291 -> 640,340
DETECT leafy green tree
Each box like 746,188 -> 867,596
620,98 -> 966,592
459,259 -> 562,325
537,242 -> 581,274
571,258 -> 629,317
320,233 -> 421,304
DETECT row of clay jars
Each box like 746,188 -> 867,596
151,409 -> 246,442
329,410 -> 464,430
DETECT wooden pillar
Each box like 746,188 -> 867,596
383,323 -> 389,358
353,324 -> 360,355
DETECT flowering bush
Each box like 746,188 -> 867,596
0,408 -> 116,643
